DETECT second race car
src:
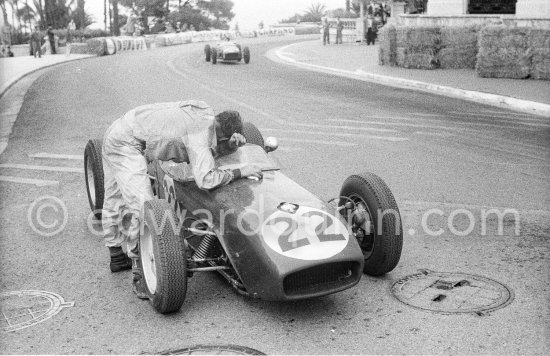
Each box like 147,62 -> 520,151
204,41 -> 250,64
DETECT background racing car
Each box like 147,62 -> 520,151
204,41 -> 250,64
84,123 -> 403,314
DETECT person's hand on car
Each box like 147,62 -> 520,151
240,164 -> 263,180
228,133 -> 246,150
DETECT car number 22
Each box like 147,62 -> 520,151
261,207 -> 350,260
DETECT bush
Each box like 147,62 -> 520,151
294,26 -> 321,35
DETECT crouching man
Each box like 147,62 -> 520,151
101,100 -> 262,298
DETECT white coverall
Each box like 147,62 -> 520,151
102,100 -> 235,258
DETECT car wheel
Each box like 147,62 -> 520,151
211,48 -> 217,64
140,198 -> 187,314
236,44 -> 242,61
204,44 -> 211,62
84,139 -> 104,220
243,46 -> 250,64
242,122 -> 264,149
339,172 -> 402,276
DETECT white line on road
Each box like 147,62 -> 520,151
280,138 -> 358,146
29,153 -> 83,160
449,111 -> 549,123
328,118 -> 547,130
0,175 -> 59,186
292,122 -> 399,133
413,131 -> 454,137
0,163 -> 83,173
263,128 -> 408,142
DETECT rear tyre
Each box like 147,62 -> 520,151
242,122 -> 264,148
84,139 -> 104,220
211,48 -> 217,64
204,44 -> 211,62
243,47 -> 250,64
141,199 -> 187,314
339,172 -> 402,276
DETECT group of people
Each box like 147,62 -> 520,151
322,16 -> 345,45
0,45 -> 14,57
29,25 -> 57,58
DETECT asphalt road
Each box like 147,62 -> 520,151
0,37 -> 549,354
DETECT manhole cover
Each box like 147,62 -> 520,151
391,270 -> 513,315
157,345 -> 265,355
1,290 -> 74,332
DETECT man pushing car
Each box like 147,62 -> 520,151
101,100 -> 262,298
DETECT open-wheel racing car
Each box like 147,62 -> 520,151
204,42 -> 250,64
84,123 -> 403,314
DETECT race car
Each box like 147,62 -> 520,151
84,123 -> 403,314
204,42 -> 250,64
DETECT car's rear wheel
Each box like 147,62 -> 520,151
339,172 -> 402,276
140,198 -> 187,314
84,139 -> 104,220
204,44 -> 211,62
243,47 -> 250,64
211,48 -> 217,64
242,122 -> 264,149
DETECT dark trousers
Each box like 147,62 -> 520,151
49,38 -> 56,54
323,31 -> 330,45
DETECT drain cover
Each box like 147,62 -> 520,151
391,270 -> 513,314
158,345 -> 265,355
1,290 -> 74,332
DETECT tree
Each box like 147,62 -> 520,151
346,0 -> 350,12
197,0 -> 234,29
302,2 -> 326,22
111,0 -> 119,35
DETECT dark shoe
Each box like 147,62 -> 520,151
109,247 -> 132,272
132,260 -> 149,300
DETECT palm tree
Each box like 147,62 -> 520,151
346,0 -> 350,12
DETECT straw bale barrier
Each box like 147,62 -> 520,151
476,26 -> 531,79
529,29 -> 550,80
439,25 -> 480,69
395,26 -> 440,69
378,24 -> 397,65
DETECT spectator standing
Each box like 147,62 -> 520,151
47,25 -> 56,54
336,17 -> 344,44
30,26 -> 42,58
7,45 -> 13,57
322,17 -> 330,45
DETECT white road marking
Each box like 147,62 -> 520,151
328,118 -> 547,130
280,138 -> 357,146
166,59 -> 287,125
29,153 -> 83,160
0,163 -> 83,173
0,175 -> 59,186
292,122 -> 399,133
263,127 -> 408,142
413,131 -> 454,137
450,111 -> 549,123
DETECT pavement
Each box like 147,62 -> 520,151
272,39 -> 550,117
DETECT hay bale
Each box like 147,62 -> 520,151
476,26 -> 531,79
529,29 -> 550,80
378,24 -> 396,66
394,26 -> 440,69
86,38 -> 106,56
439,26 -> 479,69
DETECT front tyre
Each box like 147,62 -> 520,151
243,47 -> 250,64
204,44 -> 211,62
84,139 -> 104,220
140,199 -> 187,314
339,172 -> 402,276
211,48 -> 217,64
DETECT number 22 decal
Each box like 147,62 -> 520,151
264,208 -> 348,257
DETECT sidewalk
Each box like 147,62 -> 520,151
0,53 -> 93,97
0,53 -> 93,155
272,39 -> 550,117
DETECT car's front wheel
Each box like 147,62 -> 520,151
211,48 -> 217,64
339,172 -> 402,276
243,47 -> 250,64
84,139 -> 104,220
140,198 -> 187,314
